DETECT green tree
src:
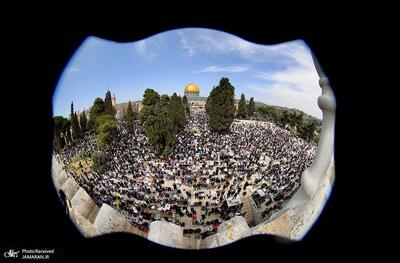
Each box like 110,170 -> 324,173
132,105 -> 139,121
91,151 -> 106,174
206,77 -> 236,133
182,95 -> 190,115
291,112 -> 303,130
54,116 -> 64,134
53,130 -> 62,154
54,116 -> 66,143
88,97 -> 105,129
162,146 -> 172,157
145,94 -> 174,155
269,107 -> 278,121
140,89 -> 160,124
70,102 -> 81,139
298,120 -> 316,142
167,93 -> 186,133
247,97 -> 255,117
146,107 -> 175,155
159,94 -> 170,107
280,110 -> 291,127
64,119 -> 72,144
237,93 -> 247,119
141,91 -> 186,156
124,101 -> 135,133
75,112 -> 82,137
313,133 -> 320,144
142,89 -> 161,106
54,116 -> 70,149
176,95 -> 186,128
104,91 -> 114,116
255,106 -> 278,122
96,115 -> 118,150
80,111 -> 87,134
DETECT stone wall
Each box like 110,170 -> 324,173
148,221 -> 187,248
70,188 -> 98,220
200,216 -> 250,249
51,155 -> 147,239
93,203 -> 147,238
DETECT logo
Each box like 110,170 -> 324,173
4,249 -> 20,258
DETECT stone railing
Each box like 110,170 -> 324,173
248,53 -> 336,241
301,54 -> 336,199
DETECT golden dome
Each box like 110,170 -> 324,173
184,83 -> 200,94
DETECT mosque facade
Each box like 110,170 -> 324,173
184,83 -> 207,112
109,83 -> 206,120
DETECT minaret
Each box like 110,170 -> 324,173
112,94 -> 117,107
111,94 -> 120,119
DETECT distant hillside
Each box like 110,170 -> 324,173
116,102 -> 129,113
254,101 -> 321,123
232,98 -> 321,123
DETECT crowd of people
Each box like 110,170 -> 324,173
57,112 -> 316,238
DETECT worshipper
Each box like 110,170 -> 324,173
57,112 -> 316,235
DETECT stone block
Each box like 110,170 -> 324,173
61,177 -> 79,201
70,187 -> 98,219
148,221 -> 186,248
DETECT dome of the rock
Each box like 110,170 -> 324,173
184,83 -> 200,97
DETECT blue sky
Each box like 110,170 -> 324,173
53,28 -> 322,118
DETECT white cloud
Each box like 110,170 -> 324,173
178,31 -> 196,57
67,67 -> 80,74
249,66 -> 322,118
195,64 -> 250,73
249,45 -> 322,118
177,29 -> 322,118
177,29 -> 305,64
134,37 -> 164,61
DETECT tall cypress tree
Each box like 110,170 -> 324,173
124,101 -> 135,133
80,111 -> 87,134
167,93 -> 186,133
74,112 -> 82,138
64,119 -> 72,144
104,91 -> 114,116
70,102 -> 81,139
247,97 -> 255,117
70,102 -> 74,120
132,103 -> 139,120
182,95 -> 190,116
237,93 -> 247,119
205,77 -> 235,133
